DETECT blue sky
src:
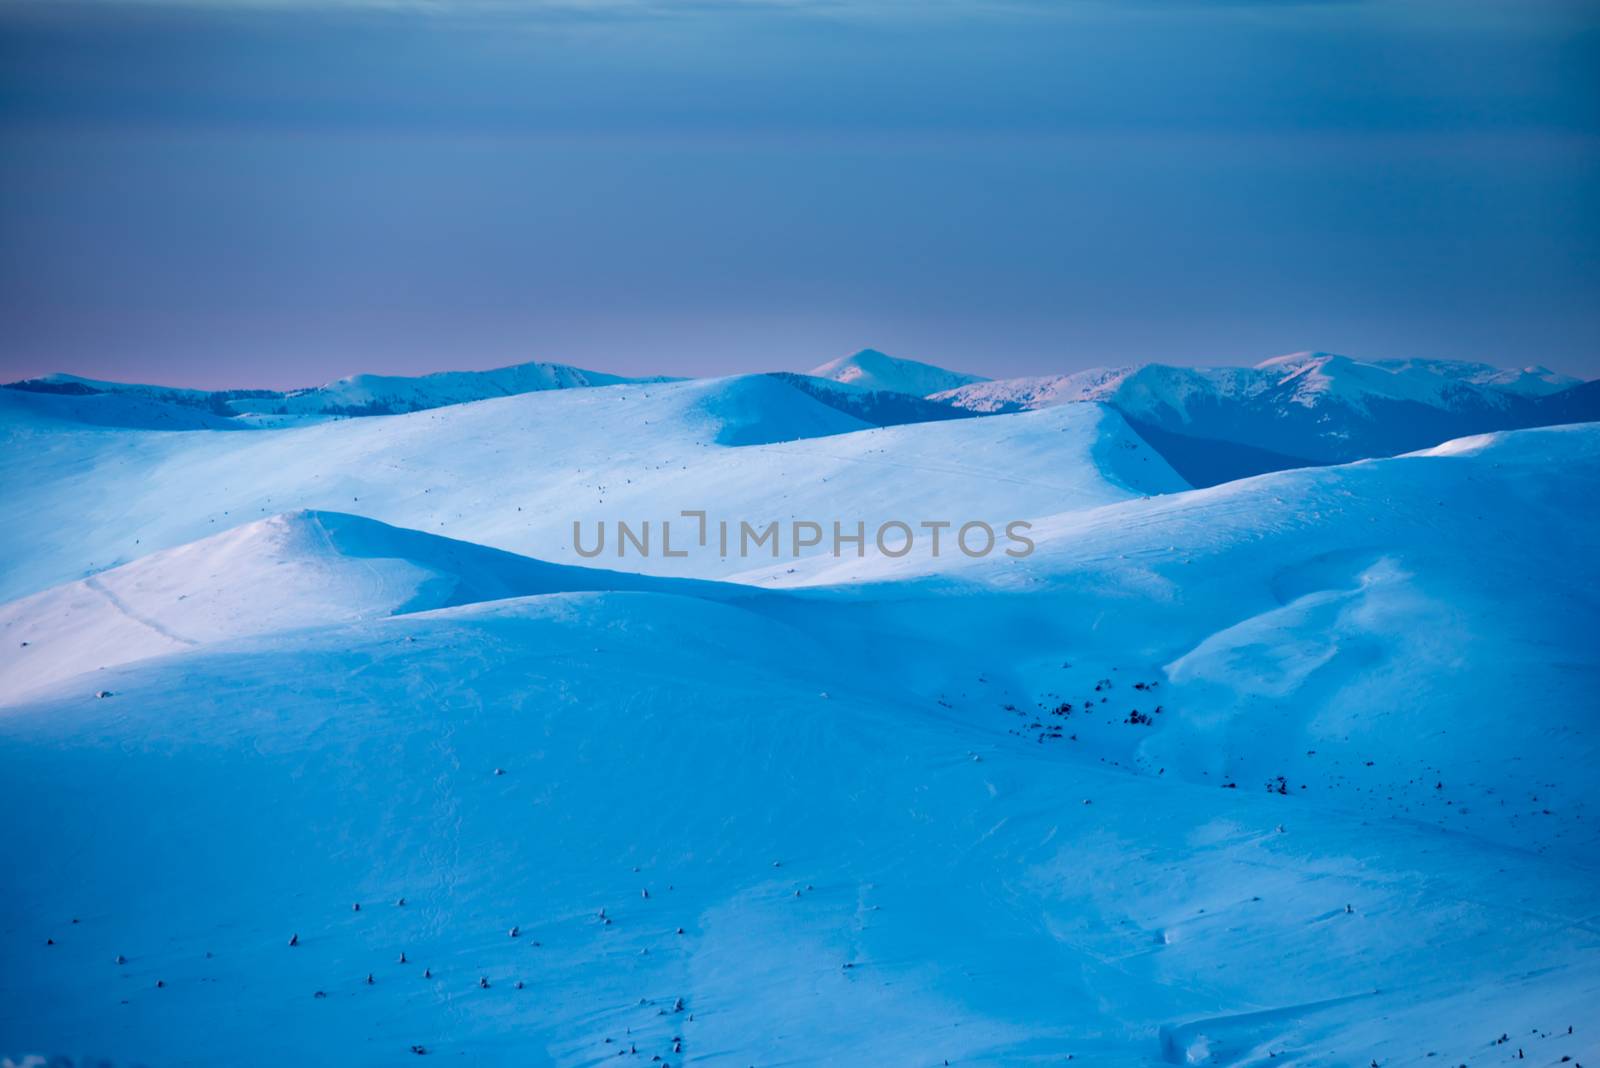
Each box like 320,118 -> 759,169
1,0 -> 1597,388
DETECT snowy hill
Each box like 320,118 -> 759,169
236,361 -> 676,417
807,348 -> 987,396
4,360 -> 674,421
0,375 -> 1182,602
1,423 -> 1597,1066
5,372 -> 220,407
770,422 -> 1600,855
933,352 -> 1597,467
0,510 -> 738,705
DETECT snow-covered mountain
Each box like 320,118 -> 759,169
808,348 -> 988,396
935,352 -> 1582,413
1366,357 -> 1580,396
1,415 -> 1596,1066
0,373 -> 1182,602
3,350 -> 1598,1066
4,360 -> 673,421
933,351 -> 1596,466
243,361 -> 675,417
13,350 -> 1590,480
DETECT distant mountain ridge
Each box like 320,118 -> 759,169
931,351 -> 1596,465
4,360 -> 675,420
7,348 -> 1595,479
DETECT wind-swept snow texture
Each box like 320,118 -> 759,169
1,365 -> 1597,1067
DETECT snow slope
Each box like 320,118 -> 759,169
1,425 -> 1597,1066
0,510 -> 738,705
0,375 -> 1183,602
808,348 -> 988,395
5,600 -> 1594,1068
781,424 -> 1600,848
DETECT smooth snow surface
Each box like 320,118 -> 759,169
1,365 -> 1597,1068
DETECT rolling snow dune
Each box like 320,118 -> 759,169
0,375 -> 1183,601
0,510 -> 744,705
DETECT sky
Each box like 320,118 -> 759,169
1,0 -> 1597,389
